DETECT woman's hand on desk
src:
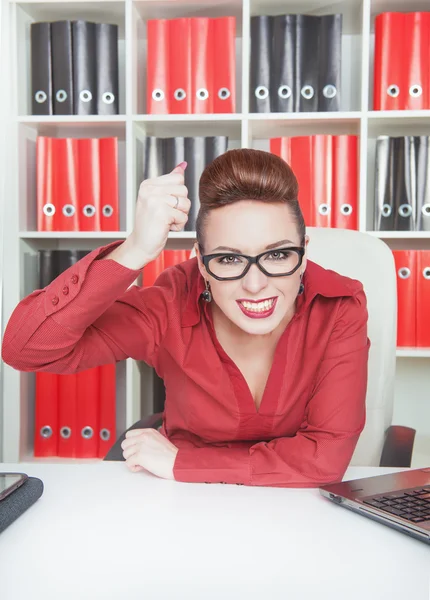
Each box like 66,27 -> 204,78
120,429 -> 179,480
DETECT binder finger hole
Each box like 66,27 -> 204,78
35,90 -> 47,104
56,90 -> 68,103
387,84 -> 399,98
152,88 -> 165,101
174,88 -> 186,101
43,203 -> 56,216
83,204 -> 96,217
301,85 -> 314,99
218,87 -> 231,100
102,92 -> 115,105
40,426 -> 53,439
318,203 -> 330,215
323,84 -> 337,99
80,89 -> 93,103
63,204 -> 76,217
100,428 -> 111,441
382,204 -> 392,217
278,85 -> 292,99
422,204 -> 430,216
341,204 -> 352,215
82,426 -> 94,440
409,84 -> 422,98
102,205 -> 114,217
255,86 -> 269,99
423,268 -> 430,280
197,88 -> 209,100
398,267 -> 411,280
60,426 -> 72,439
398,204 -> 412,217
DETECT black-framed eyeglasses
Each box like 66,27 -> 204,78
202,246 -> 305,281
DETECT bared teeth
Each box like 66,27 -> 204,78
240,299 -> 275,312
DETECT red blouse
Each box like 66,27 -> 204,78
2,240 -> 370,488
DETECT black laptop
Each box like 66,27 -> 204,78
319,467 -> 430,545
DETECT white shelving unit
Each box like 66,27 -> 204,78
1,0 -> 430,464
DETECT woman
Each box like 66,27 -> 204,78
1,149 -> 369,488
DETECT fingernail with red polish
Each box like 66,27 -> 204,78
177,161 -> 187,170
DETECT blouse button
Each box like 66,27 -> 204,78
51,296 -> 59,306
71,274 -> 79,284
62,285 -> 69,295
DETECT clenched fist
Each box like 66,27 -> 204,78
129,161 -> 191,264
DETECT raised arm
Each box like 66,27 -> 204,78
2,240 -> 166,372
2,162 -> 191,374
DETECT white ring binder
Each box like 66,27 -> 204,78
318,203 -> 330,215
40,426 -> 53,439
341,204 -> 353,215
409,84 -> 422,97
60,426 -> 72,439
323,84 -> 337,98
398,204 -> 413,217
387,84 -> 400,98
382,204 -> 392,217
196,88 -> 209,100
218,87 -> 231,100
102,92 -> 115,104
398,267 -> 411,279
35,90 -> 47,103
102,205 -> 114,217
83,204 -> 96,217
62,204 -> 76,217
255,85 -> 269,99
56,90 -> 67,102
152,88 -> 165,101
43,203 -> 56,216
301,85 -> 314,99
174,88 -> 186,101
80,89 -> 92,102
278,85 -> 292,99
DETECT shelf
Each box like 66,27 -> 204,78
168,231 -> 196,239
18,115 -> 127,124
248,111 -> 362,122
19,231 -> 196,241
368,110 -> 430,122
19,231 -> 128,239
133,114 -> 243,122
366,232 -> 430,239
396,349 -> 430,359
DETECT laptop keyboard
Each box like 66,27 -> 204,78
362,487 -> 430,523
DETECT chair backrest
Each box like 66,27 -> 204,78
189,227 -> 397,467
305,227 -> 397,467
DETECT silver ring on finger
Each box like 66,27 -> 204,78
173,195 -> 179,209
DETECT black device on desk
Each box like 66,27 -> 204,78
0,473 -> 28,500
0,472 -> 44,533
320,466 -> 430,545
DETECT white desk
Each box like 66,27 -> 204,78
0,463 -> 429,600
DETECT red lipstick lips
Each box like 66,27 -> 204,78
236,297 -> 278,319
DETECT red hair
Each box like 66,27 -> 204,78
196,148 -> 305,250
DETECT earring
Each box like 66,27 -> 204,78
298,272 -> 304,296
201,279 -> 212,303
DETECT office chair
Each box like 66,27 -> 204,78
104,227 -> 416,468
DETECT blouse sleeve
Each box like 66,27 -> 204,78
173,289 -> 369,487
1,241 -> 178,373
